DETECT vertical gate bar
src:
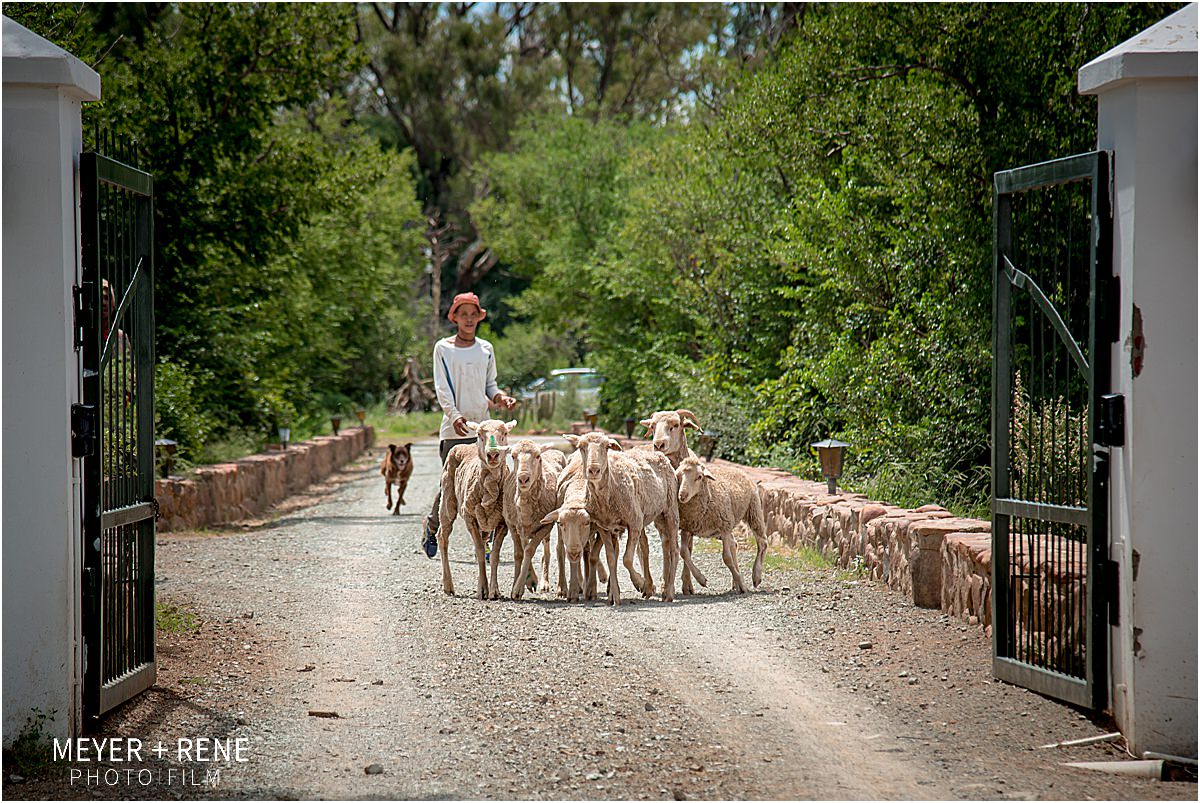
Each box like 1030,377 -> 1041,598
992,184 -> 1014,666
81,150 -> 101,718
1088,151 -> 1113,710
139,183 -> 156,670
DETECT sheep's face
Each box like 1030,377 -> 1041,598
510,440 -> 546,490
640,409 -> 702,456
563,432 -> 621,487
541,506 -> 591,561
468,419 -> 517,469
675,456 -> 714,504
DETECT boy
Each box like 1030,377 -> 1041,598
421,292 -> 517,557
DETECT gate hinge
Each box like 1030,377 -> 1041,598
1097,557 -> 1120,626
71,403 -> 97,458
152,497 -> 161,522
1097,394 -> 1125,447
73,282 -> 93,351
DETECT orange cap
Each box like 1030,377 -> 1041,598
447,292 -> 485,320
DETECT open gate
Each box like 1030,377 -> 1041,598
77,139 -> 156,721
991,151 -> 1117,710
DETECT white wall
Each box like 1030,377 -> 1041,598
1081,4 -> 1198,755
2,17 -> 100,743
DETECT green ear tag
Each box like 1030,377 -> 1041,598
488,433 -> 498,449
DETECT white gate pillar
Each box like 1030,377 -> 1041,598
2,16 -> 100,742
1078,3 -> 1197,758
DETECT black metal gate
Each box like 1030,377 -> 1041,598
78,139 -> 156,721
991,151 -> 1116,710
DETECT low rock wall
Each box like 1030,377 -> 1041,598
155,426 -> 374,532
735,462 -> 995,627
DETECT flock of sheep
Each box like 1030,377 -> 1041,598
435,409 -> 768,606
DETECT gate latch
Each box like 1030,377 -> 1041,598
1097,393 -> 1125,447
71,403 -> 97,458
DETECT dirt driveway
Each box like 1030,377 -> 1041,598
9,439 -> 1195,800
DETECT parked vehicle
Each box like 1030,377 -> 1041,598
518,368 -> 604,419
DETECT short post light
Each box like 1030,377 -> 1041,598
811,438 -> 849,494
278,426 -> 291,450
583,409 -> 598,431
330,414 -> 342,436
154,438 -> 178,479
355,408 -> 366,427
624,417 -> 637,439
697,430 -> 720,462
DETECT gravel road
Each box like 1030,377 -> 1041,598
9,438 -> 1194,800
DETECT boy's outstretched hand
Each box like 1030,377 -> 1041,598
491,393 -> 517,411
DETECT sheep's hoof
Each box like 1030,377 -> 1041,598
661,592 -> 675,603
681,582 -> 695,596
443,584 -> 454,596
641,582 -> 656,599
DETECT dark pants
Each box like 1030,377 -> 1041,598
426,437 -> 476,532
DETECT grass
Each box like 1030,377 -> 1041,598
763,542 -> 836,573
156,601 -> 197,634
3,709 -> 56,778
692,535 -> 839,575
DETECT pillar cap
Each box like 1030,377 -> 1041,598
3,15 -> 101,101
1078,3 -> 1197,95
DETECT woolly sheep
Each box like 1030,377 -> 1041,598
638,409 -> 710,594
437,419 -> 517,599
503,440 -> 568,600
541,457 -> 621,604
674,455 -> 768,591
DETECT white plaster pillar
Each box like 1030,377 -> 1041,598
1078,2 -> 1197,758
2,16 -> 101,742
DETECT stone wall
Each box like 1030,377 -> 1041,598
730,461 -> 1088,636
154,426 -> 374,532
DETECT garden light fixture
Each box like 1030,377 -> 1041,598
811,438 -> 849,494
624,417 -> 637,438
278,426 -> 291,450
331,415 -> 342,436
697,430 -> 720,462
355,408 -> 366,426
154,438 -> 177,479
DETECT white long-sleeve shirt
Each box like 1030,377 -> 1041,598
432,336 -> 500,440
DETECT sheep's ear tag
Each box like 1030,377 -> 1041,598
488,434 -> 498,449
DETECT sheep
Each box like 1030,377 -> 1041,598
503,439 -> 568,600
674,455 -> 768,592
540,458 -> 621,604
436,419 -> 517,599
638,408 -> 703,467
637,409 -> 710,594
544,431 -> 693,602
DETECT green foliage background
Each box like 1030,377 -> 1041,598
8,2 -> 1178,509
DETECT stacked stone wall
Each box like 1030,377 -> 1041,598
154,426 -> 374,532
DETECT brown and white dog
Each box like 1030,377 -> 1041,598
381,443 -> 414,514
